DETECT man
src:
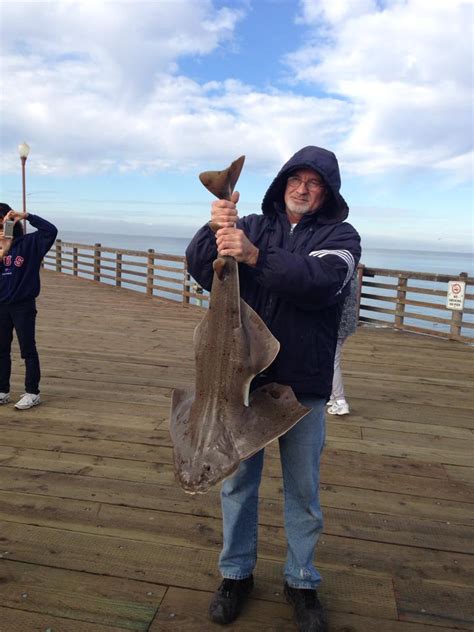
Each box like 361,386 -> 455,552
186,146 -> 361,632
0,204 -> 58,409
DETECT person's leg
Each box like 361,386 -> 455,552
0,307 -> 14,395
280,396 -> 326,589
218,448 -> 265,579
209,450 -> 264,624
328,337 -> 350,415
331,337 -> 346,402
11,300 -> 40,395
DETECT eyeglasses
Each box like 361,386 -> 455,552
286,175 -> 325,191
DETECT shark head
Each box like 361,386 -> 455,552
175,443 -> 240,495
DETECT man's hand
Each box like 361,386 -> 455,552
216,227 -> 259,266
211,191 -> 240,228
210,191 -> 259,266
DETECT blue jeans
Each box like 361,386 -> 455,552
219,396 -> 326,588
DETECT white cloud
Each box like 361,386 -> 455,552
288,0 -> 473,179
0,0 -> 472,186
0,4 -> 350,177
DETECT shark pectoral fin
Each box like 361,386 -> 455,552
169,387 -> 195,444
232,383 -> 310,460
239,299 -> 280,373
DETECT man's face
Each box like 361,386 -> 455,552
284,168 -> 327,219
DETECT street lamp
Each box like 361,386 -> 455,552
18,142 -> 30,233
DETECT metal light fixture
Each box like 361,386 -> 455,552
18,142 -> 30,233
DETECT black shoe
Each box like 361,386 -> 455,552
208,575 -> 254,625
284,582 -> 327,632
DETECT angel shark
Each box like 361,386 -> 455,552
170,156 -> 309,494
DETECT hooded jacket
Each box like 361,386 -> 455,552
0,214 -> 58,305
186,146 -> 361,396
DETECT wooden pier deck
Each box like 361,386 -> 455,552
0,270 -> 472,632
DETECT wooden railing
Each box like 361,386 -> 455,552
43,240 -> 199,304
357,265 -> 473,343
43,240 -> 473,343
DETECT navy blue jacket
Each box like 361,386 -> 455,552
186,147 -> 361,396
0,214 -> 58,305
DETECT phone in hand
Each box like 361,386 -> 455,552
3,219 -> 15,239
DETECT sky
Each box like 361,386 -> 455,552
0,0 -> 473,252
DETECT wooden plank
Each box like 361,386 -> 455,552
445,465 -> 474,484
0,521 -> 398,619
323,507 -> 472,554
0,458 -> 470,540
0,607 -> 126,632
2,463 -> 470,534
361,427 -> 474,454
0,446 -> 176,485
325,436 -> 474,467
0,559 -> 162,630
0,425 -> 471,505
341,398 -> 474,429
362,268 -> 473,283
343,378 -> 473,410
1,500 -> 472,587
320,461 -> 474,504
328,611 -> 459,632
354,417 -> 474,441
1,451 -> 471,526
4,486 -> 471,554
320,484 -> 473,526
394,579 -> 474,629
322,446 -> 449,479
150,586 -> 458,632
149,586 -> 294,631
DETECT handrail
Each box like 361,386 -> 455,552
358,265 -> 473,343
43,240 -> 473,343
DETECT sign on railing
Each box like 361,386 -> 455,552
447,280 -> 466,311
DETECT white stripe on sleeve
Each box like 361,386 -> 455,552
308,249 -> 356,294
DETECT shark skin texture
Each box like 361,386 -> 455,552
169,157 -> 310,494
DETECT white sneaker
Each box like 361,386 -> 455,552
326,397 -> 335,407
327,400 -> 350,416
15,393 -> 41,410
0,392 -> 11,405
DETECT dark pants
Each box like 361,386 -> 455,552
0,299 -> 40,394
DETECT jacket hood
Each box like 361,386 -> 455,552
261,146 -> 349,224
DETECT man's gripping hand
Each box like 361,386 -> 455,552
211,192 -> 259,267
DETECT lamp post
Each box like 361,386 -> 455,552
18,142 -> 30,233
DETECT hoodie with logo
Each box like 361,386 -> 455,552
186,146 -> 361,397
0,214 -> 58,305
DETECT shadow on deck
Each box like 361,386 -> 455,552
0,270 -> 472,631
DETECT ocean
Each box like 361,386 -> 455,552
58,229 -> 473,276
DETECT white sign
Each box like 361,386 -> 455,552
446,280 -> 466,311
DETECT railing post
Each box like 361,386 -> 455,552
72,246 -> 78,276
182,258 -> 190,305
355,264 -> 364,321
449,272 -> 468,340
394,275 -> 408,330
94,243 -> 101,282
55,239 -> 62,273
146,249 -> 155,296
116,252 -> 122,287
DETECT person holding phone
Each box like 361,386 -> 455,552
0,203 -> 58,409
